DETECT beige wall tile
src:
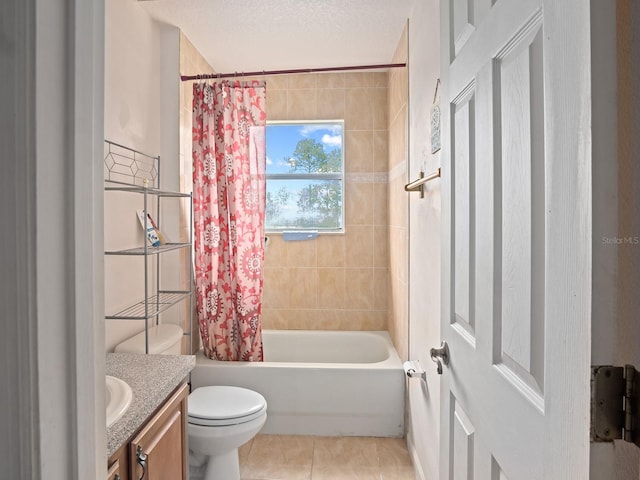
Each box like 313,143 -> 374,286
316,72 -> 345,89
388,69 -> 408,119
345,88 -> 374,131
263,267 -> 290,308
373,226 -> 389,268
345,72 -> 374,88
265,235 -> 287,267
261,308 -> 288,330
317,235 -> 345,268
388,108 -> 407,169
277,309 -> 303,329
314,309 -> 346,330
317,88 -> 345,119
343,310 -> 387,330
264,74 -> 288,90
317,268 -> 346,309
266,90 -> 287,120
290,310 -> 320,330
371,88 -> 389,130
345,130 -> 373,173
388,177 -> 408,228
344,268 -> 375,310
373,182 -> 388,226
374,268 -> 389,311
288,73 -> 317,89
345,226 -> 374,268
372,72 -> 388,88
373,129 -> 389,173
286,239 -> 317,267
287,89 -> 318,119
345,182 -> 374,226
289,268 -> 318,309
386,27 -> 409,360
240,70 -> 394,333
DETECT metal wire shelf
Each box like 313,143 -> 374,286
106,291 -> 191,320
104,140 -> 159,188
105,242 -> 191,256
104,185 -> 191,197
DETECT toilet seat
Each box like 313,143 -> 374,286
188,386 -> 267,427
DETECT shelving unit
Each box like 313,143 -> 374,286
104,140 -> 193,354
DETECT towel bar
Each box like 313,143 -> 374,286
404,167 -> 441,198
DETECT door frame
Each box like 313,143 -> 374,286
1,0 -> 106,477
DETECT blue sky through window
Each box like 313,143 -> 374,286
265,121 -> 344,231
266,122 -> 343,174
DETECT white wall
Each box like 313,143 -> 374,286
406,1 -> 441,479
104,0 -> 181,351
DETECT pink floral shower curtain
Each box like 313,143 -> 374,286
192,81 -> 266,361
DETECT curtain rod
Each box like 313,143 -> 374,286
180,62 -> 407,82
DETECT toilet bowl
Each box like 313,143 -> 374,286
188,386 -> 267,480
114,324 -> 184,354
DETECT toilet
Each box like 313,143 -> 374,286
188,386 -> 267,480
114,324 -> 184,354
114,324 -> 267,480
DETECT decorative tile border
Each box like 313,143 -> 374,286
345,172 -> 389,183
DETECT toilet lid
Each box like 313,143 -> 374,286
188,386 -> 267,427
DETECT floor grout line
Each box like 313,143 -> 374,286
238,434 -> 415,480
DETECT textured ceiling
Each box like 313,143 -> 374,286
140,0 -> 415,74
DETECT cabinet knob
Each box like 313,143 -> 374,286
136,445 -> 148,480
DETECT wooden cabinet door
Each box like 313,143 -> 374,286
107,458 -> 122,480
108,443 -> 129,480
130,383 -> 188,480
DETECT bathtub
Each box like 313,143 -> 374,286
191,330 -> 405,437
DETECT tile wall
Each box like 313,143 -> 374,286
262,71 -> 390,331
178,34 -> 396,335
387,26 -> 409,360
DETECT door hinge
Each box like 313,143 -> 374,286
591,365 -> 640,448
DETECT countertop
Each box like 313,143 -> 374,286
106,353 -> 195,457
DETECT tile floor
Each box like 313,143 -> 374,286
190,434 -> 416,480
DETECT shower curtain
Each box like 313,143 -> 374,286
192,81 -> 266,361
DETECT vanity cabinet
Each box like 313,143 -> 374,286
107,458 -> 123,480
108,382 -> 189,480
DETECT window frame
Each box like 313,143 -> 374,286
265,119 -> 345,234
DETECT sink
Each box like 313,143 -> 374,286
106,375 -> 133,427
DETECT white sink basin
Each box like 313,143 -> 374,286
106,375 -> 133,427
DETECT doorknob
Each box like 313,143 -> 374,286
430,341 -> 449,374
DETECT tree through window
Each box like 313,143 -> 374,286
265,121 -> 344,232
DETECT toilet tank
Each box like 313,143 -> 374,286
114,324 -> 184,354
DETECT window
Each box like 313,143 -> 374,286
265,121 -> 344,232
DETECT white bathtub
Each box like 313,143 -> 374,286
191,330 -> 405,437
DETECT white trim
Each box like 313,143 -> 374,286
407,434 -> 426,480
1,0 -> 40,477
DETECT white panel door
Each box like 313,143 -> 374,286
439,0 -> 593,478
